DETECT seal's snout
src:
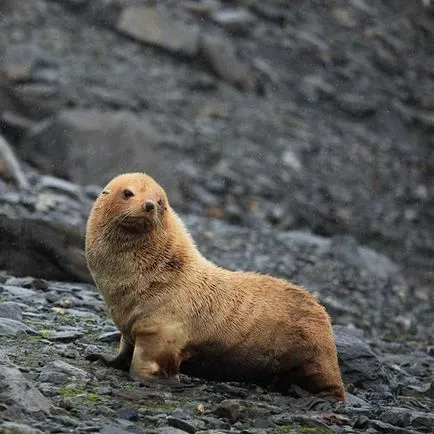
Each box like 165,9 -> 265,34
144,200 -> 155,213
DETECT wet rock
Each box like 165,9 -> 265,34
39,360 -> 89,384
38,175 -> 83,198
335,93 -> 378,117
199,35 -> 253,91
0,44 -> 53,81
97,330 -> 121,342
167,416 -> 206,433
19,109 -> 183,204
0,422 -> 44,434
156,428 -> 191,434
0,134 -> 29,189
334,326 -> 390,391
214,383 -> 250,398
117,6 -> 200,57
211,9 -> 256,35
0,216 -> 92,283
48,330 -> 84,342
117,407 -> 139,422
0,317 -> 34,337
0,350 -> 51,413
215,399 -> 245,423
0,301 -> 23,321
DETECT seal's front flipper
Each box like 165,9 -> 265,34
86,335 -> 134,372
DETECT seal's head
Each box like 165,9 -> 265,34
90,172 -> 168,236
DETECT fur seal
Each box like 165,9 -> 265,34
85,172 -> 345,400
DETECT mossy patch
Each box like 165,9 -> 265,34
59,385 -> 101,405
274,424 -> 334,434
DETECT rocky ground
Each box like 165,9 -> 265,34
0,0 -> 433,433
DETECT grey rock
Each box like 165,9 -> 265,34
199,35 -> 253,91
97,330 -> 121,342
214,400 -> 244,423
213,383 -> 250,398
336,93 -> 378,117
329,235 -> 364,268
38,175 -> 83,198
156,428 -> 191,434
0,134 -> 29,189
0,317 -> 34,337
48,330 -> 84,342
117,407 -> 139,421
211,9 -> 256,35
0,422 -> 44,434
0,216 -> 92,283
19,109 -> 183,205
39,360 -> 89,384
0,350 -> 51,413
334,326 -> 390,391
0,44 -> 51,81
0,301 -> 23,321
167,417 -> 206,434
117,6 -> 200,57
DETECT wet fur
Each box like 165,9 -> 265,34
85,172 -> 345,400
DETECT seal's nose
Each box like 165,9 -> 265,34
144,200 -> 155,213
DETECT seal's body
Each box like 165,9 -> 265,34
85,173 -> 345,400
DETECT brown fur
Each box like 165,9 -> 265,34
85,172 -> 345,400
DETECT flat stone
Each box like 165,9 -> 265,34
0,351 -> 51,413
0,301 -> 23,321
48,330 -> 84,342
211,8 -> 256,35
0,422 -> 44,434
0,317 -> 35,337
117,6 -> 200,57
167,417 -> 206,434
156,428 -> 191,434
199,35 -> 253,90
39,360 -> 89,384
97,330 -> 121,342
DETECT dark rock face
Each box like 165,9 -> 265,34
0,0 -> 433,433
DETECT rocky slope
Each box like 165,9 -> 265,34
0,0 -> 433,433
1,0 -> 433,287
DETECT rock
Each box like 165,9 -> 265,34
0,350 -> 51,413
0,44 -> 52,82
167,416 -> 206,434
117,6 -> 200,57
334,326 -> 390,391
214,399 -> 244,423
0,134 -> 29,189
117,407 -> 139,422
19,109 -> 183,204
199,35 -> 254,91
38,175 -> 83,198
156,428 -> 191,434
335,93 -> 378,117
48,330 -> 84,342
39,360 -> 89,384
213,383 -> 250,398
97,330 -> 121,342
0,301 -> 23,321
0,216 -> 92,283
211,9 -> 256,35
0,317 -> 34,337
0,422 -> 44,434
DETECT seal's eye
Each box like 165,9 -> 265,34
122,189 -> 134,199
